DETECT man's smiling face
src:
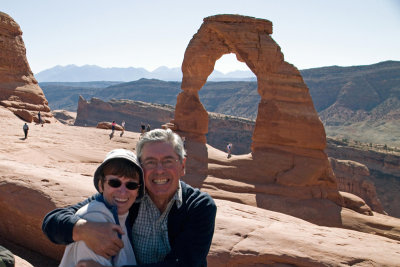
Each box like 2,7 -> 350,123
141,141 -> 185,205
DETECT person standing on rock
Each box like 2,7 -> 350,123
38,111 -> 41,124
42,128 -> 217,267
140,122 -> 145,134
59,149 -> 143,267
110,121 -> 116,139
146,124 -> 151,132
120,120 -> 125,137
227,143 -> 233,158
23,122 -> 29,139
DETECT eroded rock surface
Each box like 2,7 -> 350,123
0,106 -> 399,266
171,14 -> 343,221
330,158 -> 385,214
75,96 -> 175,131
0,12 -> 52,123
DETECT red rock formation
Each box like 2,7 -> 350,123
330,158 -> 386,214
326,138 -> 400,218
0,12 -> 52,123
172,14 -> 343,220
75,96 -> 175,131
96,121 -> 123,131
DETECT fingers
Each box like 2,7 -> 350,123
111,224 -> 124,236
75,221 -> 124,259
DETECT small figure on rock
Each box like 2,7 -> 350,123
140,122 -> 146,134
227,143 -> 233,158
146,123 -> 151,132
23,122 -> 29,139
38,111 -> 41,124
120,120 -> 125,137
109,120 -> 116,139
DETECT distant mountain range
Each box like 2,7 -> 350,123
35,64 -> 256,82
40,60 -> 400,147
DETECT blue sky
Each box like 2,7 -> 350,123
2,0 -> 400,74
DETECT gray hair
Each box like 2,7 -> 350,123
136,128 -> 186,161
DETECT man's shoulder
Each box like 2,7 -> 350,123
180,181 -> 216,207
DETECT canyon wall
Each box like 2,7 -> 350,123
327,139 -> 400,217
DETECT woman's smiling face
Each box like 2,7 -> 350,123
100,175 -> 139,215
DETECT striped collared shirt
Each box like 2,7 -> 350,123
132,181 -> 182,264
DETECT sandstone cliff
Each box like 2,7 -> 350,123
0,12 -> 52,123
75,96 -> 255,154
327,138 -> 400,218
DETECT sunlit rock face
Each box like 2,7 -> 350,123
0,12 -> 52,123
173,14 -> 343,217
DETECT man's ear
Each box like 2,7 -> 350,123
181,157 -> 186,175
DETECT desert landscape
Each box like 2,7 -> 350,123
1,11 -> 400,267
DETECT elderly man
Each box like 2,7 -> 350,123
42,129 -> 217,267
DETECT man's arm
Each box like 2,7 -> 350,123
42,195 -> 96,244
163,192 -> 217,267
42,193 -> 124,258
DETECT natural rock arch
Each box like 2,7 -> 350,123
175,14 -> 325,151
172,14 -> 342,207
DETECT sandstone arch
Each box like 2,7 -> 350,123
176,14 -> 325,151
173,14 -> 343,208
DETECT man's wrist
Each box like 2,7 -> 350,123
72,219 -> 87,242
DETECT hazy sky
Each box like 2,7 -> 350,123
2,0 -> 400,74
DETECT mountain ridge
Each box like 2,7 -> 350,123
35,64 -> 256,82
39,60 -> 400,147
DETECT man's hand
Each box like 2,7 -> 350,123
76,259 -> 105,267
73,219 -> 124,259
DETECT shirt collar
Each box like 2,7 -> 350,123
144,180 -> 182,209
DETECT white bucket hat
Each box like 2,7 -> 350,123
93,149 -> 145,202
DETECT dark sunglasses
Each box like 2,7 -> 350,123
106,179 -> 140,190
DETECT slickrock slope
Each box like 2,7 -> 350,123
0,12 -> 52,123
1,106 -> 400,266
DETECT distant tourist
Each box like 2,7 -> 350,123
120,120 -> 125,137
23,122 -> 29,139
146,124 -> 151,132
57,149 -> 143,267
140,122 -> 146,134
227,143 -> 233,158
38,111 -> 42,124
110,120 -> 116,139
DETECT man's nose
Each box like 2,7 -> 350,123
155,162 -> 166,172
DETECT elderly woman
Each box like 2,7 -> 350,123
59,149 -> 144,267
